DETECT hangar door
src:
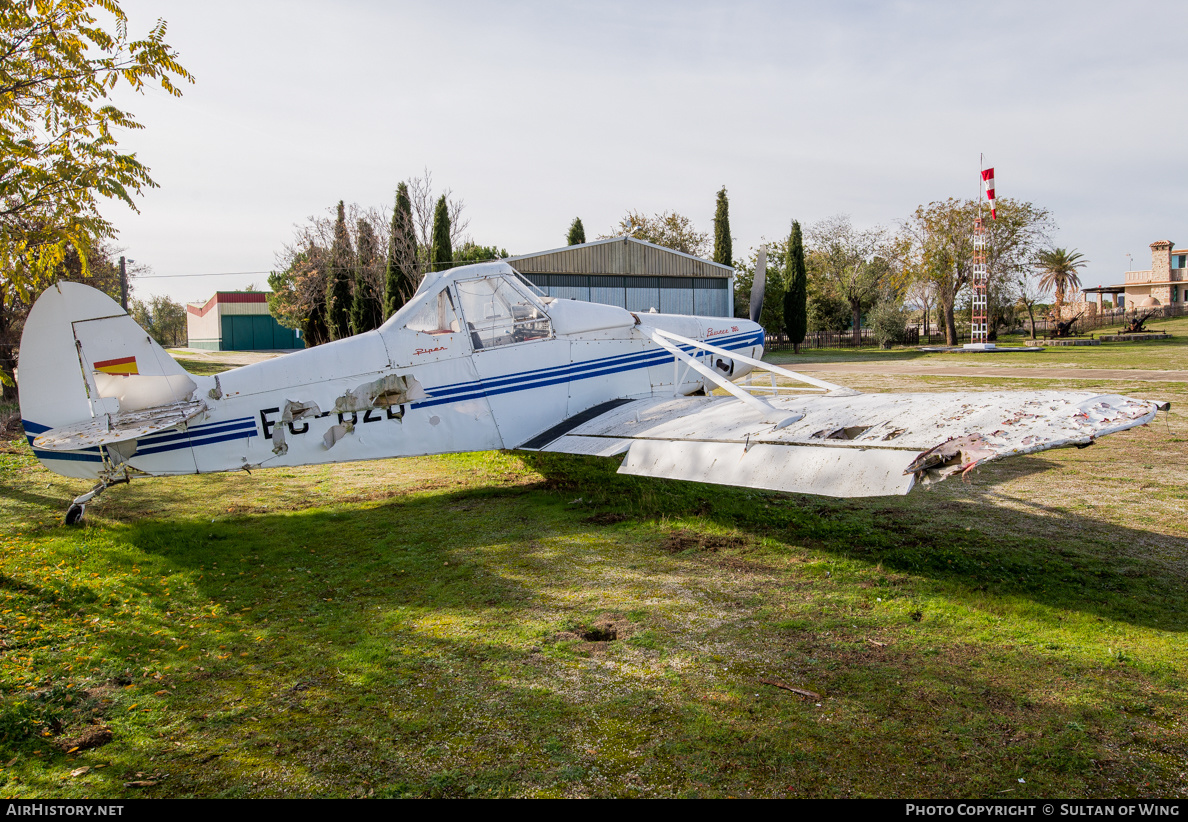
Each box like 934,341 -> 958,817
220,315 -> 302,350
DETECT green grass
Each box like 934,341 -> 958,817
1,359 -> 1186,797
171,358 -> 237,377
769,316 -> 1188,372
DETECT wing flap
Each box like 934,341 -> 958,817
540,435 -> 635,457
620,440 -> 917,497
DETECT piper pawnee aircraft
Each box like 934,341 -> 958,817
19,252 -> 1166,524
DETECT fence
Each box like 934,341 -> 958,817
1029,302 -> 1188,335
763,327 -> 969,351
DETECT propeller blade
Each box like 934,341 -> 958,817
749,247 -> 766,323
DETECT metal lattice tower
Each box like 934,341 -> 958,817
971,216 -> 988,343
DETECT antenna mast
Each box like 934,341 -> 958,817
968,158 -> 996,349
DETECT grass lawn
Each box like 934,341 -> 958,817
0,352 -> 1186,797
770,316 -> 1188,372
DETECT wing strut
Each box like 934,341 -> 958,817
647,327 -> 852,428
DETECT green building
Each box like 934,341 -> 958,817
186,291 -> 303,351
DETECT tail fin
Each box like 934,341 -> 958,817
19,281 -> 200,477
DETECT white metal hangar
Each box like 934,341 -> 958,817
505,236 -> 734,317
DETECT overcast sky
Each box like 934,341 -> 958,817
106,0 -> 1188,304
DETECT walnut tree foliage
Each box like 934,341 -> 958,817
600,210 -> 709,257
0,0 -> 192,391
130,294 -> 186,347
899,197 -> 1053,345
0,0 -> 192,296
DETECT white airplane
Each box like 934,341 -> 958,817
19,254 -> 1165,524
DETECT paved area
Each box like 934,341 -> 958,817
784,362 -> 1188,383
167,348 -> 290,366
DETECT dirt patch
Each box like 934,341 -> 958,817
55,724 -> 113,751
583,512 -> 631,526
549,613 -> 634,652
663,529 -> 748,554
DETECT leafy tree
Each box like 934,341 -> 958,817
807,291 -> 850,334
350,219 -> 383,334
1035,248 -> 1088,315
384,183 -> 418,319
130,294 -> 186,347
567,218 -> 586,245
783,221 -> 807,353
732,240 -> 787,335
900,198 -> 1053,345
0,237 -> 126,399
713,187 -> 732,267
0,0 -> 192,395
453,242 -> 508,265
807,215 -> 894,345
868,297 -> 910,347
601,210 -> 709,257
326,201 -> 353,339
430,195 -> 452,273
268,243 -> 328,346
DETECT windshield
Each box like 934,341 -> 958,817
455,276 -> 551,349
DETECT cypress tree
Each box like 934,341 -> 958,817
567,217 -> 586,245
783,220 -> 808,354
350,219 -> 383,334
713,187 -> 732,266
385,182 -> 418,318
430,194 -> 452,274
326,200 -> 354,340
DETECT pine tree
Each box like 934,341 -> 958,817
430,195 -> 452,274
783,220 -> 808,354
350,219 -> 383,334
567,217 -> 586,245
326,200 -> 354,340
713,187 -> 732,266
385,182 -> 418,318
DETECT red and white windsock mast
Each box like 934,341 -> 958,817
969,158 -> 996,346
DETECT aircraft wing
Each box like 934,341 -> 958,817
521,391 -> 1161,498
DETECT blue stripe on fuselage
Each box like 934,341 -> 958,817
416,329 -> 763,409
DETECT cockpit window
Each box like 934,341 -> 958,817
404,289 -> 459,334
455,276 -> 551,349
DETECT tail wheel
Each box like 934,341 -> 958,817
65,503 -> 85,526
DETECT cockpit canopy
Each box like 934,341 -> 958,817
387,262 -> 552,350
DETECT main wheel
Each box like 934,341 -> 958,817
65,503 -> 85,526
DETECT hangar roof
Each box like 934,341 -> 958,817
506,236 -> 733,279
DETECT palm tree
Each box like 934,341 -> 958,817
1035,248 -> 1089,314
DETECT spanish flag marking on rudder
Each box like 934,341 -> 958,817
93,356 -> 138,375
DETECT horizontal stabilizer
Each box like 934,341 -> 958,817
32,400 -> 207,451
